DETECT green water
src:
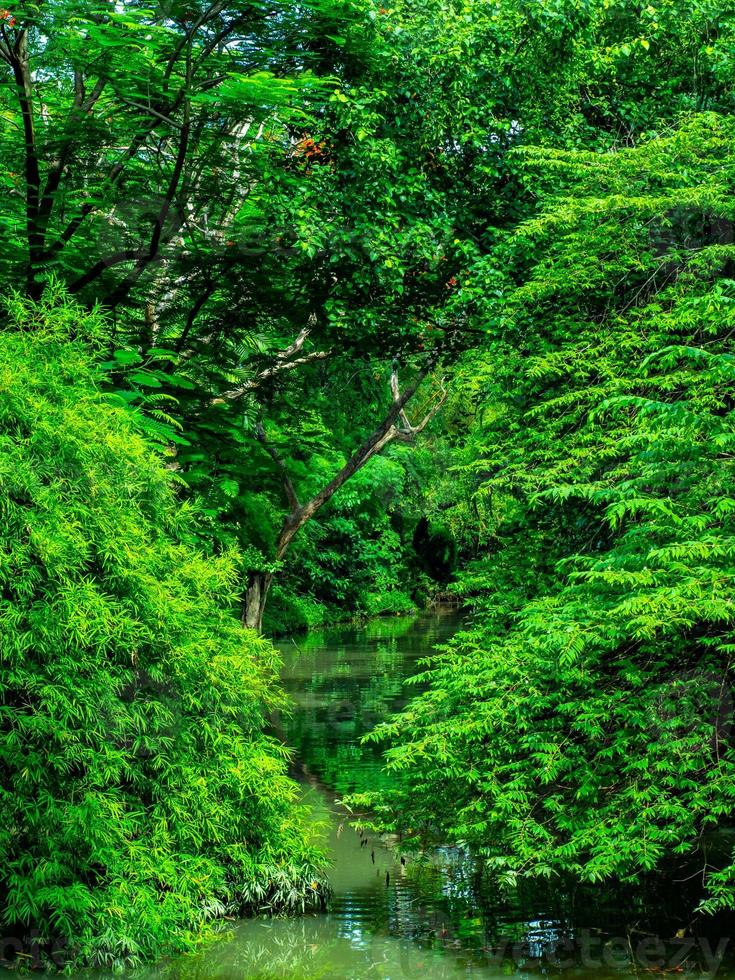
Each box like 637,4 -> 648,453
10,611 -> 734,977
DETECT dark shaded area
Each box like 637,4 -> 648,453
413,517 -> 458,583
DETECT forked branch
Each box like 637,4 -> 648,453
242,356 -> 447,630
219,318 -> 330,401
272,360 -> 446,557
390,364 -> 447,442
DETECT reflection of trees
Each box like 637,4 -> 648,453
134,918 -> 343,978
134,914 -> 485,979
265,612 -> 571,974
270,613 -> 534,964
282,655 -> 406,795
277,618 -> 453,796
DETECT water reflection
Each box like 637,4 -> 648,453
274,611 -> 459,798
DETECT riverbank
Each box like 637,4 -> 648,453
264,585 -> 465,638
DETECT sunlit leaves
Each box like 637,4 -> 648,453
360,106 -> 735,910
0,290 -> 327,969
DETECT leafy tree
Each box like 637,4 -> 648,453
0,0 -> 459,628
359,111 -> 735,909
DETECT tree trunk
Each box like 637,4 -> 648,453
241,364 -> 445,632
242,571 -> 273,632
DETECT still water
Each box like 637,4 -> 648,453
14,611 -> 733,977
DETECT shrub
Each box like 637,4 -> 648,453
0,288 -> 326,970
263,586 -> 330,635
363,589 -> 416,617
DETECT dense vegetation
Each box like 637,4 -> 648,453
362,116 -> 735,906
4,0 -> 735,967
0,289 -> 326,968
355,0 -> 735,917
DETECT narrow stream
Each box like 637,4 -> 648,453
13,611 -> 735,978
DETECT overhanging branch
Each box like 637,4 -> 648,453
216,318 -> 331,402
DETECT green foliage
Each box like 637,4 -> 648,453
264,586 -> 332,636
0,289 -> 326,969
7,0 -> 735,955
358,108 -> 735,910
264,453 -> 420,633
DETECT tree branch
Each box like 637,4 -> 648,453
173,284 -> 216,354
242,358 -> 446,629
47,123 -> 159,256
221,349 -> 332,400
274,360 -> 444,559
391,365 -> 447,440
47,70 -> 194,257
98,107 -> 191,309
67,249 -> 149,294
37,74 -> 107,242
215,319 -> 331,401
8,27 -> 42,294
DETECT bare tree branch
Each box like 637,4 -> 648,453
274,360 -> 443,559
242,358 -> 447,629
391,365 -> 447,441
277,323 -> 310,358
221,349 -> 332,400
215,318 -> 331,401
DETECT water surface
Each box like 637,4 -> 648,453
130,611 -> 720,979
